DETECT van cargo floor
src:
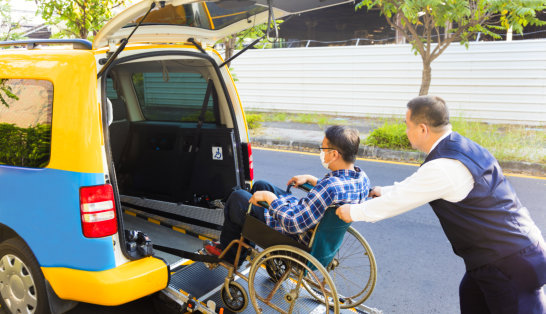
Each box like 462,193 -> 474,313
123,213 -> 203,265
169,262 -> 369,313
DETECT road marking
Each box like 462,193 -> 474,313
253,147 -> 546,180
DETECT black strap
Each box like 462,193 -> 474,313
191,79 -> 214,153
153,244 -> 220,263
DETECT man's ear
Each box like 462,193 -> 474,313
332,149 -> 342,162
418,123 -> 428,135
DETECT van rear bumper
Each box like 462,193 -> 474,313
41,256 -> 168,306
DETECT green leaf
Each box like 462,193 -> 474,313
355,0 -> 546,95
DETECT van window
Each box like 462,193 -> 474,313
0,79 -> 53,168
126,3 -> 267,30
106,78 -> 119,100
132,72 -> 217,123
106,77 -> 128,121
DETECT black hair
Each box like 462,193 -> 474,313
324,125 -> 360,163
406,95 -> 450,128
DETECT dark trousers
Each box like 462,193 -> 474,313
459,240 -> 546,314
219,180 -> 289,263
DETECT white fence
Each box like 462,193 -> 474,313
230,39 -> 546,125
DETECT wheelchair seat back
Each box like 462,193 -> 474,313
309,206 -> 351,268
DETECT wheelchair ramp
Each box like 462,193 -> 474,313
163,262 -> 381,314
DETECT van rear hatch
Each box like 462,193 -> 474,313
94,0 -> 352,49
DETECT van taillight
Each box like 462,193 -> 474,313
79,184 -> 117,238
242,142 -> 254,181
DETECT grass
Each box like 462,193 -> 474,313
245,111 -> 545,164
245,113 -> 264,129
450,117 -> 545,164
364,116 -> 545,163
246,111 -> 349,129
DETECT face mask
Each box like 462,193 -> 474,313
320,150 -> 330,170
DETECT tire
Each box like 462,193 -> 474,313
248,245 -> 339,314
0,237 -> 50,314
221,281 -> 248,313
303,226 -> 377,309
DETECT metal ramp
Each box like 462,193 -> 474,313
121,198 -> 381,313
161,262 -> 382,314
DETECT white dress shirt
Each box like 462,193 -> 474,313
350,131 -> 475,222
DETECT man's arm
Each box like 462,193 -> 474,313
269,180 -> 334,234
287,174 -> 319,187
249,191 -> 278,207
337,159 -> 473,223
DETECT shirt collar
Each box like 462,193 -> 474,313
324,165 -> 362,179
429,130 -> 452,153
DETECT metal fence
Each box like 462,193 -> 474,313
230,39 -> 546,125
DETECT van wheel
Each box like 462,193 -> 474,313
0,238 -> 49,314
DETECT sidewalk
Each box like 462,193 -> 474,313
249,119 -> 546,177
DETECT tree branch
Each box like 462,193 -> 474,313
400,14 -> 425,56
435,25 -> 442,46
385,14 -> 410,43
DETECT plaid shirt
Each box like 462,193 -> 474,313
266,166 -> 370,245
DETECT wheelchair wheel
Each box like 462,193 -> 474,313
221,281 -> 248,312
248,245 -> 339,314
303,226 -> 377,309
265,256 -> 289,283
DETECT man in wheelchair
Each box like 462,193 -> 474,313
205,125 -> 370,266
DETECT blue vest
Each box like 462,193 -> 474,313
424,132 -> 542,270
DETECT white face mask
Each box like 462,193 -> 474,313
320,150 -> 330,170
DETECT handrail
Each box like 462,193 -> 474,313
0,39 -> 92,50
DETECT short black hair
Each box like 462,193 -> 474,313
325,125 -> 360,163
406,95 -> 450,128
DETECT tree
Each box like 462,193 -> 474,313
34,0 -> 126,40
0,79 -> 19,109
357,0 -> 546,95
222,20 -> 283,67
0,0 -> 27,41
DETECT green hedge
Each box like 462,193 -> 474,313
365,122 -> 412,150
0,123 -> 51,168
246,113 -> 264,129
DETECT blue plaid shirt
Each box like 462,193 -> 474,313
265,166 -> 370,245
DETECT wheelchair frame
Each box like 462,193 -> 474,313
210,203 -> 378,313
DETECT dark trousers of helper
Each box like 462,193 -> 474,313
459,240 -> 546,314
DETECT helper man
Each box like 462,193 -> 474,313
336,95 -> 546,314
205,125 -> 370,264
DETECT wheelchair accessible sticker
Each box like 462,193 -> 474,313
212,146 -> 223,160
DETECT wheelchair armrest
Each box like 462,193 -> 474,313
241,214 -> 310,252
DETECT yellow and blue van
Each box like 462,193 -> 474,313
0,0 -> 350,313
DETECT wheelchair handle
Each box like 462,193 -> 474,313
257,201 -> 270,208
286,182 -> 314,194
248,202 -> 269,214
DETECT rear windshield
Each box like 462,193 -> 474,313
132,72 -> 217,123
126,2 -> 267,30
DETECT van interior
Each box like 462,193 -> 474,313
106,54 -> 245,264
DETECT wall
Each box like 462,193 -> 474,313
230,39 -> 546,124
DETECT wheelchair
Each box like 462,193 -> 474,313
215,195 -> 377,313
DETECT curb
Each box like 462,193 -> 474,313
251,137 -> 545,177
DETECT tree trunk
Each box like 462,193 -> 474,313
395,13 -> 405,44
80,27 -> 88,39
223,36 -> 236,68
419,61 -> 432,95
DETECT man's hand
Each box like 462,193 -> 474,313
287,174 -> 318,187
369,186 -> 382,198
336,204 -> 353,223
249,191 -> 277,207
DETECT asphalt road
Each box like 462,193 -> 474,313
69,148 -> 546,314
251,148 -> 546,314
